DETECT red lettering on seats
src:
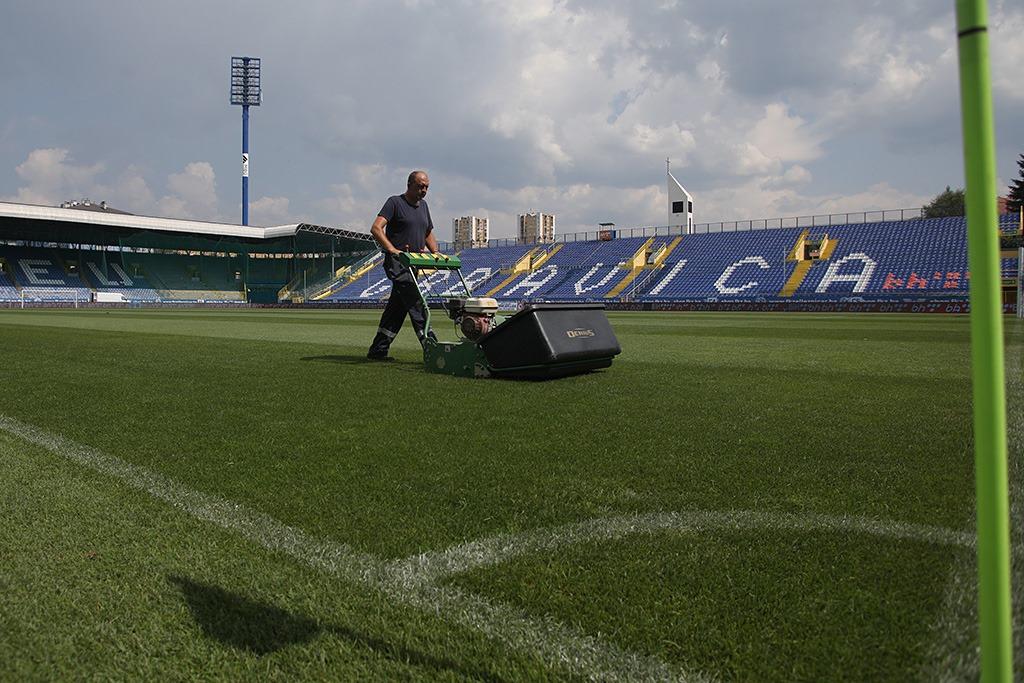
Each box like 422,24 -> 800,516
882,273 -> 903,290
906,272 -> 929,289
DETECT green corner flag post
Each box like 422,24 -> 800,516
955,0 -> 1014,680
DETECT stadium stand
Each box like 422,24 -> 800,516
0,269 -> 19,302
1002,257 -> 1018,280
638,229 -> 799,301
318,213 -> 1020,311
323,243 -> 538,301
3,247 -> 93,302
509,237 -> 651,301
79,253 -> 161,302
308,252 -> 386,301
0,197 -> 1017,310
793,220 -> 968,300
0,245 -> 356,304
0,199 -> 376,306
0,246 -> 248,303
127,253 -> 245,302
636,215 -> 1018,303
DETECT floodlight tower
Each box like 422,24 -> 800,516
230,57 -> 262,225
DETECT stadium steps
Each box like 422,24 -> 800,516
514,248 -> 540,273
605,238 -> 656,298
779,232 -> 841,297
652,236 -> 683,267
779,261 -> 812,298
779,230 -> 813,298
278,269 -> 308,302
607,237 -> 679,300
486,271 -> 526,298
530,243 -> 562,269
279,259 -> 338,302
308,253 -> 383,301
485,248 -> 539,297
278,266 -> 324,302
785,230 -> 811,261
345,252 -> 385,282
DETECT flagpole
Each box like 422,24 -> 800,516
954,0 -> 1014,680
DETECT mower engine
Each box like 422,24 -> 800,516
447,297 -> 499,340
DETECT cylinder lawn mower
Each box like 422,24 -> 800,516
398,251 -> 621,379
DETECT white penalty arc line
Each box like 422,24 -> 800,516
0,414 -> 691,682
385,508 -> 980,588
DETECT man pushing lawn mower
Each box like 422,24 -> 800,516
363,170 -> 621,379
366,170 -> 439,361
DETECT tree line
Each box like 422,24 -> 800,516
922,153 -> 1024,218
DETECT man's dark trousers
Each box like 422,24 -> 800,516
368,254 -> 432,356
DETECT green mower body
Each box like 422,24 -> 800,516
398,251 -> 620,380
422,338 -> 491,378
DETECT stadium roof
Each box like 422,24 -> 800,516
59,199 -> 133,215
0,200 -> 374,253
0,200 -> 372,242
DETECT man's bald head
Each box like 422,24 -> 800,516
405,170 -> 430,204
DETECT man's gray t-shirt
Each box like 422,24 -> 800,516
379,195 -> 434,252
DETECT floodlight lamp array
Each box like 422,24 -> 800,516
230,57 -> 262,106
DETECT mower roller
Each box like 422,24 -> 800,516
398,251 -> 621,379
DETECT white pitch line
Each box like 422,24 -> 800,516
386,508 -> 978,588
6,412 -> 1011,682
0,414 -> 381,583
0,414 -> 690,682
387,581 -> 705,683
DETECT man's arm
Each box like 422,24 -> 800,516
370,216 -> 401,256
425,230 -> 440,255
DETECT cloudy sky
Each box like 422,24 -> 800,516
1,0 -> 1021,239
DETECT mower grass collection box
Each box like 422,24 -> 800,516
398,251 -> 621,380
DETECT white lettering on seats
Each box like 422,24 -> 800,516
87,262 -> 114,286
418,270 -> 450,294
714,256 -> 769,294
359,277 -> 392,298
455,268 -> 493,295
816,253 -> 877,293
19,259 -> 63,286
649,259 -> 688,296
502,266 -> 559,297
110,263 -> 134,287
574,264 -> 618,296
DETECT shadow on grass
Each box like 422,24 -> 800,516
168,575 -> 503,680
169,575 -> 318,655
299,354 -> 418,366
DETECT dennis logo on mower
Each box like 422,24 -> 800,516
566,328 -> 596,339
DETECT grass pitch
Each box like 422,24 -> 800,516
0,308 -> 1020,681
